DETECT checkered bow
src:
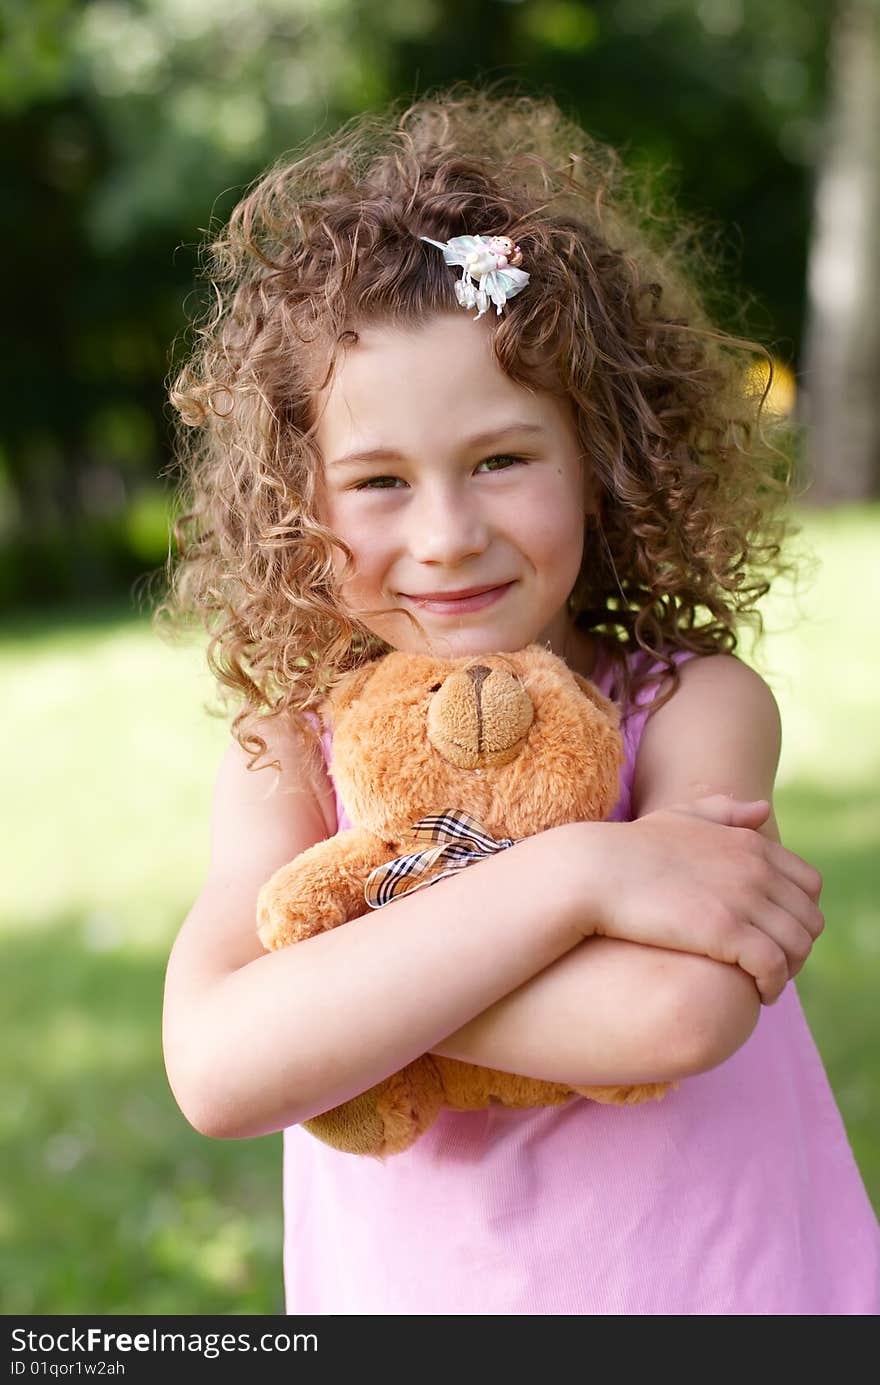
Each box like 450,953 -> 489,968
364,810 -> 519,909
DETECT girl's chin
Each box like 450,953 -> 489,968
373,621 -> 544,659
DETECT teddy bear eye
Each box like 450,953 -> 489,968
429,682 -> 442,693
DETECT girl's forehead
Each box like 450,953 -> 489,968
324,313 -> 498,387
314,313 -> 569,455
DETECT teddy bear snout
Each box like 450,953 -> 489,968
426,663 -> 534,769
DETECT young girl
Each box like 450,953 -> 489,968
159,88 -> 879,1315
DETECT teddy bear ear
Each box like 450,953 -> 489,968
324,659 -> 381,724
571,672 -> 621,730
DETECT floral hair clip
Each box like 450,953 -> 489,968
419,234 -> 530,319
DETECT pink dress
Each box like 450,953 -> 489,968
282,644 -> 880,1314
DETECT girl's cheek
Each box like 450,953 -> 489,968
322,496 -> 367,561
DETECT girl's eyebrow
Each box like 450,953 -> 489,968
326,422 -> 546,470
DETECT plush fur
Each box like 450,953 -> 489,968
256,643 -> 672,1158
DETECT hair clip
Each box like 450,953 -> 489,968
420,234 -> 530,319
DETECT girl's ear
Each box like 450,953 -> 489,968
571,672 -> 621,730
324,659 -> 381,724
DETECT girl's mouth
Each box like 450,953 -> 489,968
402,582 -> 515,615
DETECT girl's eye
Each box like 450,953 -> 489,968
475,453 -> 525,473
353,475 -> 403,490
352,455 -> 526,491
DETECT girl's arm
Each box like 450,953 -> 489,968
432,653 -> 817,1079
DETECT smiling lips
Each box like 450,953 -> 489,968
402,582 -> 515,614
406,583 -> 509,600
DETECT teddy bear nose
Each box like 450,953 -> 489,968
426,663 -> 534,768
465,664 -> 492,691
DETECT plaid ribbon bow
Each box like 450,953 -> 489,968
364,810 -> 518,909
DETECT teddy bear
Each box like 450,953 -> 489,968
256,642 -> 672,1158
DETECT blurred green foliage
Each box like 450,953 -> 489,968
1,1 -> 834,609
0,503 -> 877,1313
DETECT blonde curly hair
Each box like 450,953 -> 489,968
155,82 -> 804,776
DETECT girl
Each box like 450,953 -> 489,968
159,88 -> 879,1314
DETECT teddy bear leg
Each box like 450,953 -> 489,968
432,1056 -> 575,1111
571,1081 -> 676,1105
373,1058 -> 446,1155
302,1088 -> 393,1156
302,1058 -> 446,1159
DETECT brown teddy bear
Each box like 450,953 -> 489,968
256,642 -> 672,1158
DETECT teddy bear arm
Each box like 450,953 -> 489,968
256,827 -> 390,950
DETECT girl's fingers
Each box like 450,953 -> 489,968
746,897 -> 815,981
680,799 -> 823,907
708,916 -> 789,1005
674,795 -> 769,828
765,839 -> 823,903
765,874 -> 826,941
734,926 -> 790,1005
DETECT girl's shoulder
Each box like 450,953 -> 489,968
628,648 -> 782,820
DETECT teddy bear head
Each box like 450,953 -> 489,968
321,643 -> 623,841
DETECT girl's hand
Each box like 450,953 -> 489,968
574,796 -> 825,1005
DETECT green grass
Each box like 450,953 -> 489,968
0,602 -> 276,1313
1,505 -> 878,1312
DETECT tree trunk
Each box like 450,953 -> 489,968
799,0 -> 880,502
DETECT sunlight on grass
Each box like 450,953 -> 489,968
740,503 -> 880,789
0,617 -> 229,939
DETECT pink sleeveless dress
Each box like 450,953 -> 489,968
281,644 -> 880,1314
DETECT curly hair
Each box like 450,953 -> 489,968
155,82 -> 805,777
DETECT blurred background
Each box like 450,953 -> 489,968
1,0 -> 878,1313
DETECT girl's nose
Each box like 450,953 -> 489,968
408,487 -> 490,565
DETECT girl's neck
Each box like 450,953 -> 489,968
562,621 -> 601,681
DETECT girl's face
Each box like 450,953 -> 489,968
314,312 -> 598,663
